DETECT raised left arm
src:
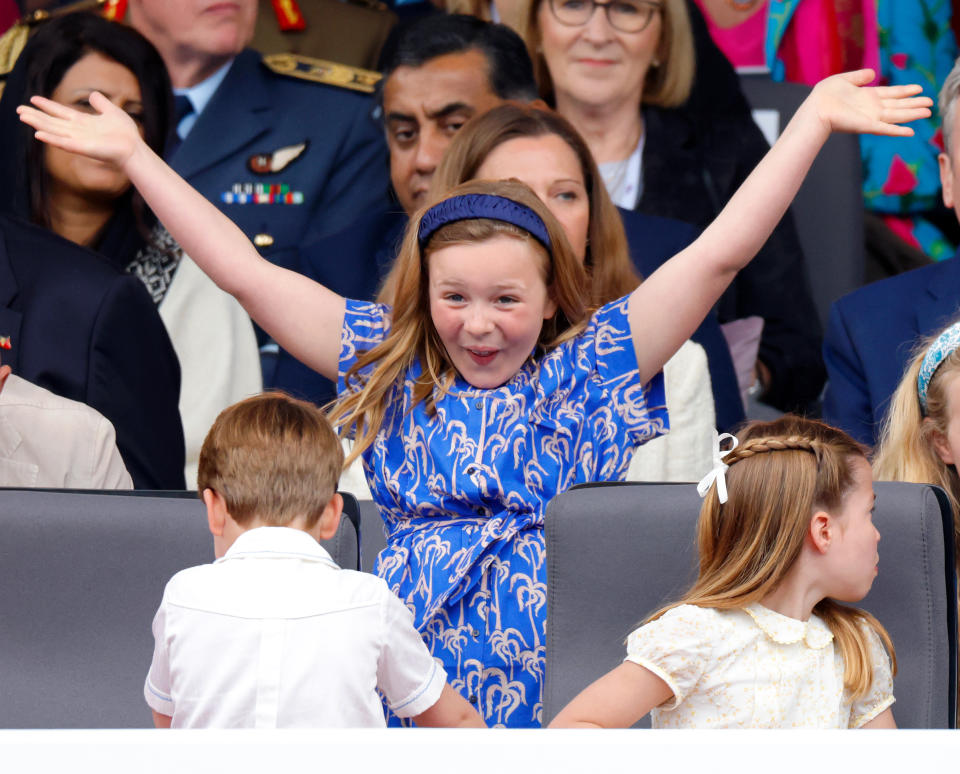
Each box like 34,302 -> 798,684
627,70 -> 931,384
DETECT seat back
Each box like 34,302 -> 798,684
543,481 -> 957,728
739,75 -> 865,331
0,488 -> 358,728
359,498 -> 387,574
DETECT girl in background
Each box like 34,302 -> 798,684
874,319 -> 960,559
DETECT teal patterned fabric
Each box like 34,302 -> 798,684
338,296 -> 668,726
860,0 -> 957,259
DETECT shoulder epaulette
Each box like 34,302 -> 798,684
0,22 -> 28,82
262,53 -> 381,94
0,0 -> 116,82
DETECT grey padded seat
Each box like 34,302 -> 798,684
0,488 -> 359,728
359,499 -> 386,574
740,75 -> 866,331
543,481 -> 957,728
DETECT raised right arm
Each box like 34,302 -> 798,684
18,93 -> 344,381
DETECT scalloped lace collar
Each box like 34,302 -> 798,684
743,603 -> 834,649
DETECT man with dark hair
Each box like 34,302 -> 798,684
377,14 -> 538,214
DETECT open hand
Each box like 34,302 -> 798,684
811,70 -> 933,137
17,91 -> 142,170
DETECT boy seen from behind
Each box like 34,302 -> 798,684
145,393 -> 484,728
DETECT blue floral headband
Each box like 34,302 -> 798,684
417,193 -> 552,252
918,321 -> 960,414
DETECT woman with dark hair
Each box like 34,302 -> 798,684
0,11 -> 172,263
0,12 -> 261,487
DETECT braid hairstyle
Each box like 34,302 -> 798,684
648,416 -> 896,699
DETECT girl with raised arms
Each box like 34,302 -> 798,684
17,71 -> 930,727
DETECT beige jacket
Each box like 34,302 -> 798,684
0,374 -> 132,489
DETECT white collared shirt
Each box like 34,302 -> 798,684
625,603 -> 894,728
145,527 -> 446,728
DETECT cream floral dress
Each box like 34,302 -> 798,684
625,603 -> 894,728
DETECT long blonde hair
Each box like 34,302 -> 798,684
874,323 -> 960,556
651,416 -> 896,699
330,179 -> 589,468
516,0 -> 695,108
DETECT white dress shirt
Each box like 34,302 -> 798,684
0,374 -> 132,488
625,603 -> 895,728
145,527 -> 446,728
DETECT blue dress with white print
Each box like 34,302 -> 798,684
338,295 -> 668,727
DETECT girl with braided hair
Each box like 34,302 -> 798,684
551,416 -> 897,729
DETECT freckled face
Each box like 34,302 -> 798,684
474,134 -> 591,262
429,236 -> 558,388
44,52 -> 145,201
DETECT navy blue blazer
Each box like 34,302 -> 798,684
168,49 -> 390,271
0,214 -> 185,489
823,251 -> 960,446
274,205 -> 745,432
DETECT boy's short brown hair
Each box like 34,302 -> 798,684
197,392 -> 344,528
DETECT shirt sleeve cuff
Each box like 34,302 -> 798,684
386,657 -> 448,719
851,694 -> 895,728
144,675 -> 175,717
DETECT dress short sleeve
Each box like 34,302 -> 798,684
624,605 -> 715,709
574,296 -> 668,448
848,623 -> 895,728
338,299 -> 392,395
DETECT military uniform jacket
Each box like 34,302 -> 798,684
167,48 -> 390,271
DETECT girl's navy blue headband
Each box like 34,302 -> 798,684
417,193 -> 552,252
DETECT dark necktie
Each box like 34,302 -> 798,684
166,94 -> 194,157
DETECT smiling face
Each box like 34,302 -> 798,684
383,50 -> 503,214
44,52 -> 144,202
536,0 -> 661,110
822,456 -> 880,603
428,235 -> 558,388
474,134 -> 591,261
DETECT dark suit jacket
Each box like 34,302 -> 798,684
638,103 -> 824,414
823,252 -> 960,446
168,48 -> 390,272
0,214 -> 185,489
275,205 -> 745,432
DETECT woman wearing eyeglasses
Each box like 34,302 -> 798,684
517,0 -> 826,414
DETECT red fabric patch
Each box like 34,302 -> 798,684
881,155 -> 918,195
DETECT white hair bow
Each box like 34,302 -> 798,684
696,432 -> 739,504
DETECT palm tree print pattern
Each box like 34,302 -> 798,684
338,296 -> 669,726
